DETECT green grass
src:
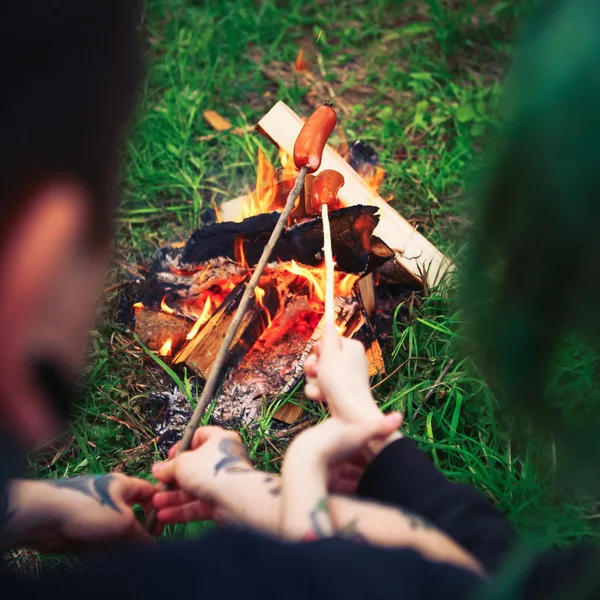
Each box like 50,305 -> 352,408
23,0 -> 600,562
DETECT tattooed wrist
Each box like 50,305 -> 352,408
338,518 -> 366,543
303,497 -> 334,541
263,475 -> 281,497
214,438 -> 252,476
43,475 -> 121,513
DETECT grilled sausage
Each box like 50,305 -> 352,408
293,101 -> 337,173
310,169 -> 344,213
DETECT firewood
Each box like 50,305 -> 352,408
345,300 -> 386,378
214,296 -> 320,425
173,277 -> 279,380
256,101 -> 453,287
274,296 -> 360,424
358,273 -> 376,317
273,293 -> 385,425
133,307 -> 191,354
181,205 -> 393,275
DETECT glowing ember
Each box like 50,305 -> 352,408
186,297 -> 212,340
133,302 -> 145,309
159,339 -> 172,357
161,295 -> 175,315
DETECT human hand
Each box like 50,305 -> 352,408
287,413 -> 403,469
281,414 -> 402,541
152,426 -> 254,527
304,324 -> 383,424
304,325 -> 402,463
5,475 -> 155,554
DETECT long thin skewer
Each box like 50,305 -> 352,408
321,204 -> 335,324
146,165 -> 309,532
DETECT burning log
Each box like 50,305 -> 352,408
181,205 -> 394,275
173,277 -> 279,381
273,293 -> 385,425
134,306 -> 191,355
256,101 -> 453,287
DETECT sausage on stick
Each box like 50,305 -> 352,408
147,101 -> 338,532
293,100 -> 337,173
310,169 -> 345,214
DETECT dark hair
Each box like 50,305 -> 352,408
0,1 -> 142,246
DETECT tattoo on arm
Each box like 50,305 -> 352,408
43,476 -> 121,513
214,439 -> 252,476
399,508 -> 432,531
302,497 -> 334,541
263,476 -> 281,497
338,518 -> 366,543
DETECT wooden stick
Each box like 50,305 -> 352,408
146,166 -> 309,532
321,204 -> 335,324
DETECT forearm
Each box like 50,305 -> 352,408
358,438 -> 516,570
281,451 -> 333,541
328,495 -> 483,576
0,480 -> 61,550
212,469 -> 282,533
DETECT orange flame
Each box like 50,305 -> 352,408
241,147 -> 277,219
159,339 -> 172,357
234,238 -> 248,269
133,302 -> 145,309
241,148 -> 298,219
255,285 -> 272,328
186,297 -> 212,341
294,47 -> 309,73
281,260 -> 359,303
279,148 -> 297,180
161,296 -> 174,315
364,167 -> 385,194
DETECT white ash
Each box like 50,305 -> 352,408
151,386 -> 194,454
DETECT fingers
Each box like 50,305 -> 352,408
304,353 -> 318,378
157,502 -> 214,525
152,458 -> 177,484
327,462 -> 363,495
168,426 -> 238,459
119,476 -> 156,505
153,489 -> 195,509
305,378 -> 325,403
359,413 -> 403,443
320,323 -> 342,355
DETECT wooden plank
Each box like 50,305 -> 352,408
256,101 -> 453,287
219,195 -> 246,223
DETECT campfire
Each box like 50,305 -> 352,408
131,101 -> 451,428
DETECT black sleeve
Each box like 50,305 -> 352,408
1,528 -> 482,600
357,438 -> 516,571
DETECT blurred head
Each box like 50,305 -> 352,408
0,2 -> 142,448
